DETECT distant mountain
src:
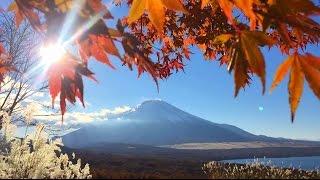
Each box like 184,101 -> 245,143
62,100 -> 281,148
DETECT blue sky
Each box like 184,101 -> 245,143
82,44 -> 320,141
1,1 -> 320,141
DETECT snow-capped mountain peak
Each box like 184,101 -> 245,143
62,100 -> 273,148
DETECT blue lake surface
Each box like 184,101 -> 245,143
222,156 -> 320,171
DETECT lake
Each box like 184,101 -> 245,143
222,156 -> 320,171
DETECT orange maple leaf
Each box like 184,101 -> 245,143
127,0 -> 187,32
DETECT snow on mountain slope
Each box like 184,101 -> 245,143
62,100 -> 272,148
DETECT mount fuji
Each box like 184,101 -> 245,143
62,100 -> 281,148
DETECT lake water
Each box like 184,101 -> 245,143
222,156 -> 320,171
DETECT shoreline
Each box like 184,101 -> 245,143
63,147 -> 320,179
220,156 -> 320,171
215,153 -> 320,161
63,143 -> 320,162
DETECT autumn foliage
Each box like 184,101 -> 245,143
1,0 -> 320,122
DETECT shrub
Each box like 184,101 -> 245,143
203,160 -> 320,179
0,112 -> 92,179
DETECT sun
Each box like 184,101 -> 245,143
39,43 -> 66,65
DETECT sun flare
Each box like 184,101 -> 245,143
39,44 -> 66,65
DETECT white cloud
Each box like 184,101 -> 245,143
0,75 -> 132,129
33,104 -> 132,128
62,105 -> 132,124
24,93 -> 130,127
30,92 -> 45,98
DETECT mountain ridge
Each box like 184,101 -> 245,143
62,100 -> 296,148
